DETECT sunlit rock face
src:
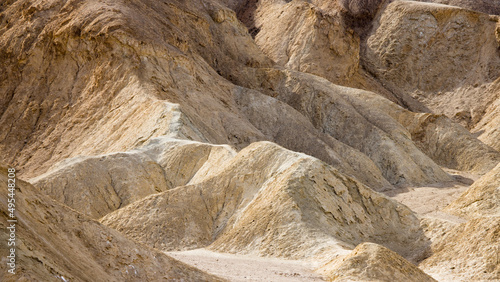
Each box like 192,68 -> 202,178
1,0 -> 499,281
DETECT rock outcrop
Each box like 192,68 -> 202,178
0,165 -> 223,282
253,0 -> 360,85
420,216 -> 500,281
363,0 -> 500,149
2,0 -> 495,190
446,163 -> 500,218
342,89 -> 500,174
1,0 -> 499,280
318,242 -> 436,282
101,142 -> 429,262
31,138 -> 236,219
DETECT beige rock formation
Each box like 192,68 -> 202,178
318,242 -> 436,282
31,138 -> 236,219
413,0 -> 500,15
240,0 -> 419,108
0,0 -> 269,178
420,216 -> 500,281
446,163 -> 500,218
1,0 -> 392,193
1,0 -> 499,280
31,151 -> 168,219
240,0 -> 429,111
253,0 -> 360,84
419,217 -> 462,250
250,69 -> 455,186
0,165 -> 223,282
363,0 -> 500,148
2,0 -> 494,191
101,142 -> 429,262
365,1 -> 500,98
342,90 -> 500,174
232,87 -> 393,191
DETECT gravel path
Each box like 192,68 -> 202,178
166,249 -> 325,281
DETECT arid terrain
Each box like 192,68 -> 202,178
0,0 -> 499,281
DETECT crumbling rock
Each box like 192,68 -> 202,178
0,165 -> 223,282
101,142 -> 430,262
318,242 -> 436,282
446,163 -> 500,218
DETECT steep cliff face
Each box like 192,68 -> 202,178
252,0 -> 360,85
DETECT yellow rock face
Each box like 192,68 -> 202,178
446,163 -> 500,218
0,165 -> 223,281
319,242 -> 436,282
363,1 -> 500,148
100,142 -> 429,262
0,0 -> 499,281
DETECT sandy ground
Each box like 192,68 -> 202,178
384,182 -> 468,220
166,249 -> 326,281
384,168 -> 476,220
383,170 -> 478,282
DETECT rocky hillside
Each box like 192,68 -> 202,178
1,0 -> 499,281
0,164 -> 223,281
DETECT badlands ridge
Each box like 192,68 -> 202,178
0,0 -> 499,281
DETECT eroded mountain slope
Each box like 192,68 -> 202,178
446,163 -> 500,218
319,242 -> 436,282
420,216 -> 500,281
362,0 -> 500,149
0,165 -> 223,282
100,142 -> 429,263
2,0 -> 496,190
31,138 -> 236,219
1,0 -> 499,281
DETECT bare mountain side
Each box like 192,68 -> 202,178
412,0 -> 500,15
236,67 -> 467,187
30,138 -> 236,219
362,0 -> 500,148
2,0 -> 495,191
239,0 -> 427,110
420,216 -> 500,281
0,165 -> 223,282
245,69 -> 461,185
101,142 -> 430,263
1,0 -> 499,280
253,0 -> 360,85
446,163 -> 500,218
0,0 -> 393,192
31,151 -> 169,219
232,88 -> 392,191
0,0 -> 276,178
318,242 -> 436,282
334,89 -> 500,174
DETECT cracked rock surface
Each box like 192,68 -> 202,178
1,0 -> 499,281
